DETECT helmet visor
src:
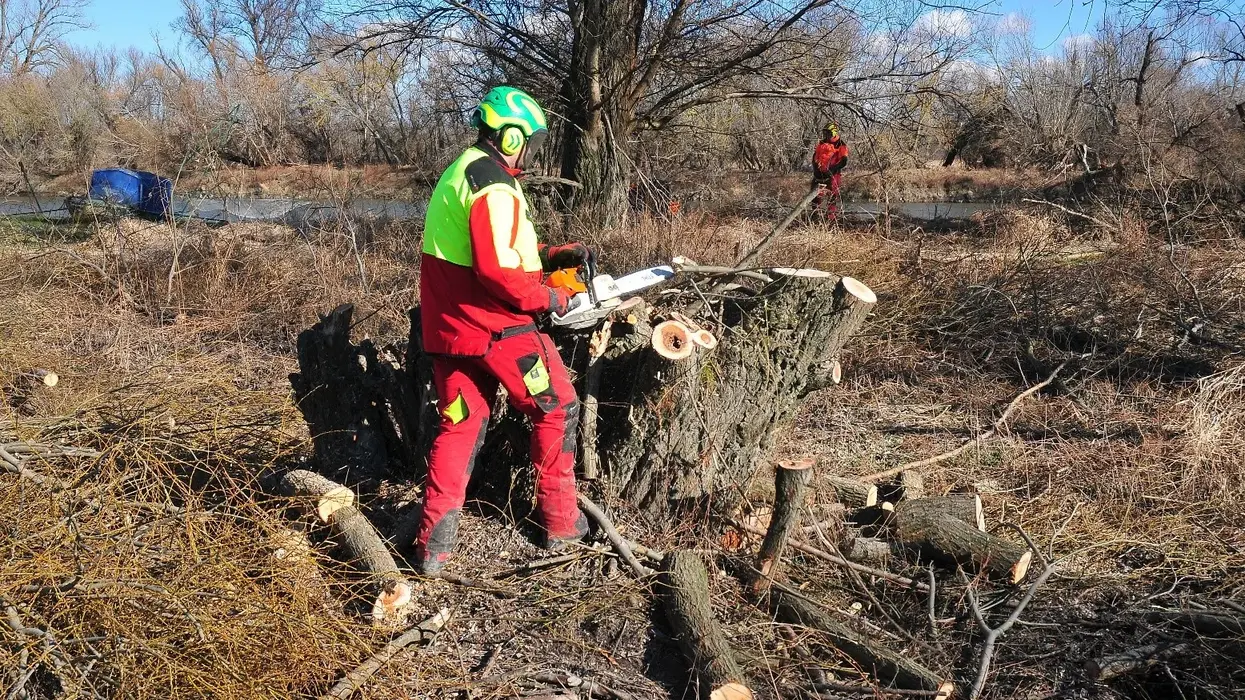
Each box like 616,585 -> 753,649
526,129 -> 548,154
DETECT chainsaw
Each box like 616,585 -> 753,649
548,255 -> 676,330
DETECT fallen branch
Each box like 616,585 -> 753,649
753,459 -> 814,596
577,494 -> 651,578
861,362 -> 1066,482
279,469 -> 412,625
1021,198 -> 1117,231
892,502 -> 1030,582
320,608 -> 454,700
730,519 -> 927,592
1085,642 -> 1190,682
961,528 -> 1056,700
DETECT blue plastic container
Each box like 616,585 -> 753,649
88,168 -> 173,218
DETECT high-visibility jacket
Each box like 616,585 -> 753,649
813,137 -> 849,182
420,143 -> 561,357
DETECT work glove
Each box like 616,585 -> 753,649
542,242 -> 592,272
549,286 -> 584,316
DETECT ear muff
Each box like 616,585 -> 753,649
498,126 -> 526,156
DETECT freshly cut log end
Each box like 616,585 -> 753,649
709,683 -> 754,700
652,320 -> 694,360
838,276 -> 878,304
280,469 -> 357,524
934,681 -> 955,700
692,329 -> 719,349
36,370 -> 58,387
825,474 -> 878,507
829,359 -> 842,385
318,486 -> 355,523
371,579 -> 413,624
1012,549 -> 1033,583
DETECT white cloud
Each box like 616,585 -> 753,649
998,13 -> 1030,35
1063,33 -> 1094,53
915,9 -> 973,39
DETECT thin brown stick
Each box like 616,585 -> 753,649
577,495 -> 651,578
860,362 -> 1066,482
753,460 -> 814,596
728,519 -> 928,592
320,608 -> 453,700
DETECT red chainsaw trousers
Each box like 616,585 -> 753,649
414,328 -> 586,572
813,173 -> 842,220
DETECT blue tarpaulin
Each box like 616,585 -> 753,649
88,168 -> 173,218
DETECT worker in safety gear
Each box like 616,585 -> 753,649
414,86 -> 591,574
812,122 -> 849,220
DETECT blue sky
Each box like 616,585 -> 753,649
65,0 -> 1103,55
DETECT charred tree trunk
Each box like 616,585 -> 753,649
594,271 -> 876,517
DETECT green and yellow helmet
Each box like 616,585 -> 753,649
823,122 -> 840,139
473,86 -> 549,157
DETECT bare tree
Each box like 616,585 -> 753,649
0,0 -> 87,76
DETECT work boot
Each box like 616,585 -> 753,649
543,511 -> 590,551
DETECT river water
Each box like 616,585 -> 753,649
0,195 -> 998,224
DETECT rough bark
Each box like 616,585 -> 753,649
661,551 -> 754,700
279,469 -> 412,625
753,460 -> 813,595
593,271 -> 876,517
768,587 -> 952,698
1142,609 -> 1245,637
893,495 -> 984,532
280,469 -> 355,523
847,537 -> 894,565
823,474 -> 878,508
890,503 -> 1030,583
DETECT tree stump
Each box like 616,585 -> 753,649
592,271 -> 876,516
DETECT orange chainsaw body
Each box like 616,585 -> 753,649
547,267 -> 588,296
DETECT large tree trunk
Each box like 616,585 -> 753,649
559,0 -> 640,228
289,269 -> 874,522
593,270 -> 875,517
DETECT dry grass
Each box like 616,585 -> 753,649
1,199 -> 1242,698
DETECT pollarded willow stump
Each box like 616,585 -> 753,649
593,270 -> 876,516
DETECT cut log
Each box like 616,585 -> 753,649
753,459 -> 814,595
768,587 -> 953,698
1086,642 -> 1190,682
652,320 -> 695,360
661,551 -> 754,700
280,469 -> 356,523
894,495 -> 984,532
18,369 -> 59,387
824,473 -> 878,508
278,470 -> 413,625
890,501 -> 1030,583
847,537 -> 894,565
1142,609 -> 1245,637
692,329 -> 719,349
898,470 -> 925,500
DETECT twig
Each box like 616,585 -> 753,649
729,519 -> 928,592
960,527 -> 1056,700
577,495 -> 651,578
926,564 -> 937,636
1021,198 -> 1117,231
320,608 -> 453,700
733,186 -> 822,271
860,362 -> 1067,482
813,680 -> 947,697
